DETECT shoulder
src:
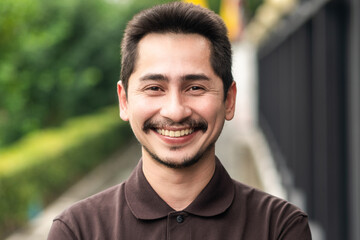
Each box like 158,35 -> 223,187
233,180 -> 306,217
231,180 -> 311,239
58,182 -> 126,220
50,183 -> 127,238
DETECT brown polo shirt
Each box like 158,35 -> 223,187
48,158 -> 311,239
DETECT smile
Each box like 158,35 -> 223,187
156,128 -> 194,137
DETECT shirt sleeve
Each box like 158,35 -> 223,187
47,219 -> 77,240
279,215 -> 312,240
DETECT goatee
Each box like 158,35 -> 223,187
143,143 -> 214,169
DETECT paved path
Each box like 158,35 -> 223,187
5,40 -> 271,240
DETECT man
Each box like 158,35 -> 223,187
48,2 -> 311,239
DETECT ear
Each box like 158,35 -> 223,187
117,81 -> 129,121
225,81 -> 237,121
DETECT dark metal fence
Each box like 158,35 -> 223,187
257,0 -> 360,239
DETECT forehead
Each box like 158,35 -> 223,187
138,33 -> 211,63
131,33 -> 215,80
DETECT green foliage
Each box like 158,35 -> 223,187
0,0 -> 173,148
244,0 -> 264,19
208,0 -> 221,14
0,105 -> 132,238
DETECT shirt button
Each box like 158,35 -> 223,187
176,215 -> 184,223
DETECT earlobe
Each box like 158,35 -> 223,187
117,81 -> 129,121
225,81 -> 237,121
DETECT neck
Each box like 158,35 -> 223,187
142,150 -> 216,211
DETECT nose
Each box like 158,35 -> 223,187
159,91 -> 192,122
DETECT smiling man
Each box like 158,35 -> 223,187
48,2 -> 311,239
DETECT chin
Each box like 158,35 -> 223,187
161,157 -> 201,169
143,145 -> 203,169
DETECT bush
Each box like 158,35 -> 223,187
0,0 -> 173,148
244,0 -> 264,19
0,105 -> 132,238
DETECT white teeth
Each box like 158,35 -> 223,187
156,128 -> 194,137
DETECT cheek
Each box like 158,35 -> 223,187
195,99 -> 225,119
128,97 -> 159,124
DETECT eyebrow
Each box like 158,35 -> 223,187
181,74 -> 210,81
140,74 -> 168,81
139,73 -> 210,82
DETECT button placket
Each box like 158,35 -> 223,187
176,214 -> 184,223
167,212 -> 190,239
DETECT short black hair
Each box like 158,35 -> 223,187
120,1 -> 233,99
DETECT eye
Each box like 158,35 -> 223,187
186,85 -> 206,96
143,85 -> 164,96
147,86 -> 161,91
187,85 -> 206,92
190,86 -> 203,91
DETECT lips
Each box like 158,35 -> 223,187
143,119 -> 208,137
156,128 -> 194,137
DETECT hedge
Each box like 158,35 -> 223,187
0,105 -> 132,238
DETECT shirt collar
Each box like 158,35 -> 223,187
125,157 -> 235,220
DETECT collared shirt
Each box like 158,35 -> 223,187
48,158 -> 311,239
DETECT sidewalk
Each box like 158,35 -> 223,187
5,40 -> 285,240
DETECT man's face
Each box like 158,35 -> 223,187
118,33 -> 236,168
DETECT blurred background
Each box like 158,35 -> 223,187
0,0 -> 359,239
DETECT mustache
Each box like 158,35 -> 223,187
142,118 -> 208,133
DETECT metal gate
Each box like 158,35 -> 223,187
257,0 -> 360,239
